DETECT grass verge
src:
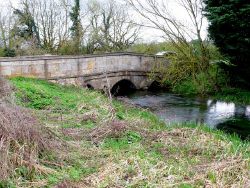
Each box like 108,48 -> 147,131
1,77 -> 248,187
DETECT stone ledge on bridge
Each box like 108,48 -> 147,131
0,52 -> 167,91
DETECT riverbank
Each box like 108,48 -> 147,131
174,87 -> 250,105
213,88 -> 250,105
166,77 -> 250,105
1,77 -> 249,187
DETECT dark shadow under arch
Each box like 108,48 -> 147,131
148,81 -> 169,92
148,81 -> 162,91
86,84 -> 94,90
111,79 -> 136,96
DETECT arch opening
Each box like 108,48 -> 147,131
148,81 -> 169,92
86,83 -> 94,90
111,79 -> 136,96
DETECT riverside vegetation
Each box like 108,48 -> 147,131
140,41 -> 250,105
0,77 -> 249,187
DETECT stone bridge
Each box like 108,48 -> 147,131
0,52 -> 165,95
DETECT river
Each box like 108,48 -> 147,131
125,91 -> 250,140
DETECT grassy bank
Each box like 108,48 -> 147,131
1,77 -> 249,187
172,81 -> 250,105
213,88 -> 250,105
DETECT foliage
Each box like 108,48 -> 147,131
69,0 -> 82,54
213,88 -> 250,105
13,2 -> 40,46
150,41 -> 228,95
204,0 -> 250,86
172,64 -> 228,95
0,48 -> 4,56
70,0 -> 81,38
57,41 -> 87,55
129,42 -> 175,55
0,48 -> 16,57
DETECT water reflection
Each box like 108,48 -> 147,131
127,91 -> 250,140
206,101 -> 236,127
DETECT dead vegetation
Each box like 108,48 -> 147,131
0,103 -> 62,181
89,120 -> 128,143
47,110 -> 249,188
78,128 -> 250,188
11,106 -> 249,187
0,77 -> 13,102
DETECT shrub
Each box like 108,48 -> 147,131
173,64 -> 228,95
0,48 -> 4,57
57,41 -> 86,55
3,48 -> 16,57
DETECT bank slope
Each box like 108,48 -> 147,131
3,77 -> 249,187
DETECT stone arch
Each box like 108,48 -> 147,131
86,83 -> 94,89
148,81 -> 162,91
111,79 -> 136,96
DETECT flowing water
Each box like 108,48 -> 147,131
126,91 -> 250,140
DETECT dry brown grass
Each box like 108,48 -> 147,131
88,120 -> 128,143
0,103 -> 60,181
72,127 -> 250,188
0,77 -> 13,102
57,117 -> 249,187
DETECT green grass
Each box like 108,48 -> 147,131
214,87 -> 250,105
164,72 -> 250,105
11,77 -> 164,128
6,77 -> 250,187
11,77 -> 108,110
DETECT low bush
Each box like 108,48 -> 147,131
172,64 -> 228,95
4,48 -> 16,57
0,48 -> 16,57
57,41 -> 86,55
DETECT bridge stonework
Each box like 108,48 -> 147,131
0,52 -> 163,91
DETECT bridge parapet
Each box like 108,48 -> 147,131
0,52 -> 167,92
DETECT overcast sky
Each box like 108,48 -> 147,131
0,0 -> 208,42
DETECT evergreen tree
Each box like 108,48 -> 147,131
70,0 -> 82,53
13,2 -> 41,46
204,0 -> 250,86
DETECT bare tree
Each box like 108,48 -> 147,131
0,6 -> 19,50
87,0 -> 140,53
57,0 -> 71,48
36,0 -> 59,51
178,0 -> 209,68
125,0 -> 209,55
0,13 -> 8,49
23,0 -> 70,52
125,0 -> 211,86
1,0 -> 139,55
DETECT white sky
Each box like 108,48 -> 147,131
0,0 -> 208,42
